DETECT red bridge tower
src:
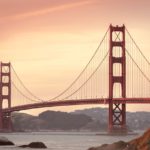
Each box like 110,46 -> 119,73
0,62 -> 12,132
109,25 -> 126,133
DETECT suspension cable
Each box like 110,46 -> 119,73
10,28 -> 109,103
3,66 -> 43,103
126,50 -> 150,83
62,51 -> 109,100
11,80 -> 41,103
126,28 -> 150,66
48,27 -> 109,101
11,65 -> 44,102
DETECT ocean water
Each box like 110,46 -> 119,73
0,131 -> 141,150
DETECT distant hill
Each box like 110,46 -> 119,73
12,113 -> 45,131
12,110 -> 92,131
12,108 -> 150,131
73,107 -> 150,130
38,110 -> 92,130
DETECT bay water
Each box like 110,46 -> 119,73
0,131 -> 141,150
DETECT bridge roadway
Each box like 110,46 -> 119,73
3,98 -> 150,113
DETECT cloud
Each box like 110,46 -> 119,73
1,0 -> 93,21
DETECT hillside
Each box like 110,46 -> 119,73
12,108 -> 150,131
12,110 -> 92,131
73,108 -> 150,130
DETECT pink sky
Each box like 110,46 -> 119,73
0,0 -> 150,115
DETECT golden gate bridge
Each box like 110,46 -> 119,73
0,25 -> 150,133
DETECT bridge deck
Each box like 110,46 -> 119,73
3,98 -> 150,112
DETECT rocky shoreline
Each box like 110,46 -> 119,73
0,137 -> 14,146
0,137 -> 47,148
88,128 -> 150,150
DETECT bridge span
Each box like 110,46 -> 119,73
0,24 -> 150,133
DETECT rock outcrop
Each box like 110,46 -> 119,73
88,128 -> 150,150
128,128 -> 150,150
0,137 -> 14,145
88,141 -> 128,150
19,142 -> 47,148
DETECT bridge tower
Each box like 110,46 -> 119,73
109,25 -> 126,133
0,62 -> 12,132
